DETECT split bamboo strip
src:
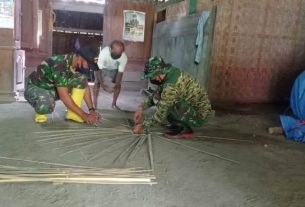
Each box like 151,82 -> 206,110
35,128 -> 131,134
0,176 -> 155,185
156,136 -> 240,164
194,135 -> 254,143
87,135 -> 132,161
61,136 -> 134,156
36,132 -> 134,143
128,135 -> 147,162
0,172 -> 155,178
41,133 -> 130,144
113,137 -> 141,163
0,156 -> 101,169
0,168 -> 153,174
0,169 -> 153,175
0,164 -> 152,173
0,180 -> 157,185
147,134 -> 155,171
0,167 -> 154,175
54,139 -> 105,151
37,130 -> 131,138
41,136 -> 101,144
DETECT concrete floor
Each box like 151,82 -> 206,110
0,88 -> 305,207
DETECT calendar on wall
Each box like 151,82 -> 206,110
123,10 -> 145,42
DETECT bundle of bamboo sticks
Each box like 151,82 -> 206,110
0,122 -> 156,185
34,126 -> 154,169
0,165 -> 156,184
0,155 -> 156,185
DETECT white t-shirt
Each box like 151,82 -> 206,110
97,46 -> 128,73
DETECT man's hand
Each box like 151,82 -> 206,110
81,112 -> 99,125
133,124 -> 144,134
133,107 -> 144,124
89,110 -> 101,121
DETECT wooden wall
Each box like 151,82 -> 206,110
21,0 -> 53,68
103,1 -> 154,80
165,0 -> 188,19
0,29 -> 15,102
208,0 -> 305,103
157,0 -> 305,103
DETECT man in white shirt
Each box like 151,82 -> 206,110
94,40 -> 128,110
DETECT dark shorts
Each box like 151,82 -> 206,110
94,69 -> 118,84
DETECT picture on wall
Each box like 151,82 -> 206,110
123,10 -> 145,42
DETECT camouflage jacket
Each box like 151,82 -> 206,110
27,54 -> 87,91
141,67 -> 211,128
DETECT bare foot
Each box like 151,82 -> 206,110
112,105 -> 121,111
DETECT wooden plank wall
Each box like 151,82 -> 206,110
21,0 -> 53,68
103,1 -> 154,75
165,0 -> 188,19
0,29 -> 15,102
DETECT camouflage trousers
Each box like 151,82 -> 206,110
24,82 -> 57,115
168,100 -> 206,127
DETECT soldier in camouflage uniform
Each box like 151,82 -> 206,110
24,47 -> 100,124
133,56 -> 211,139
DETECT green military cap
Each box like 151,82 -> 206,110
141,56 -> 171,80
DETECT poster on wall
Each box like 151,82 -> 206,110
0,0 -> 14,28
123,10 -> 145,42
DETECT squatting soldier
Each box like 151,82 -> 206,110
24,47 -> 100,124
132,56 -> 211,139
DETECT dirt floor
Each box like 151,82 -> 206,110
0,89 -> 304,207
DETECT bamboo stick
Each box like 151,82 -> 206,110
35,128 -> 131,134
121,137 -> 144,164
37,132 -> 133,143
156,136 -> 240,164
0,173 -> 155,178
194,135 -> 254,143
54,139 -> 104,151
0,165 -> 152,173
147,134 -> 155,171
42,133 -> 129,144
0,168 -> 152,174
37,130 -> 131,138
113,137 -> 141,163
0,169 -> 152,175
41,136 -> 99,144
0,156 -> 101,169
128,135 -> 147,162
0,168 -> 154,176
0,179 -> 157,185
87,135 -> 132,161
0,176 -> 155,184
51,133 -> 131,150
61,136 -> 133,156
